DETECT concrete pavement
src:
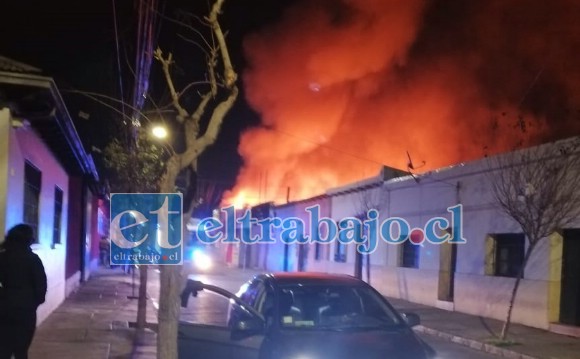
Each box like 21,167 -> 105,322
31,265 -> 580,359
29,267 -> 157,359
388,297 -> 580,359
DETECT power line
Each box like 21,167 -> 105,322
111,0 -> 126,118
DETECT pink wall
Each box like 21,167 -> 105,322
5,124 -> 70,323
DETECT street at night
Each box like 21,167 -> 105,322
2,0 -> 580,358
146,265 -> 500,359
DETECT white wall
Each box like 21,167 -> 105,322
307,154 -> 570,329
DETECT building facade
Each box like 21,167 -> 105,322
262,139 -> 580,334
0,56 -> 102,324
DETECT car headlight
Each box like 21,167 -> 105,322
192,249 -> 212,271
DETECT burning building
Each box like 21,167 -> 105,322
225,0 -> 580,207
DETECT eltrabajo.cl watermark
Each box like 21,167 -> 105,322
195,204 -> 466,254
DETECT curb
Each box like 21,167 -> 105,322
414,325 -> 539,359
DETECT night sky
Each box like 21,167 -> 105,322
1,0 -> 294,191
3,1 -> 580,207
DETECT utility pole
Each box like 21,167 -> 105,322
130,0 -> 158,342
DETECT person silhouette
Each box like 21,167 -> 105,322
0,224 -> 47,359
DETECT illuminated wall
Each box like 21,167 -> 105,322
280,140 -> 580,330
1,109 -> 69,324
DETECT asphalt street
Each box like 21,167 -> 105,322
148,265 -> 498,359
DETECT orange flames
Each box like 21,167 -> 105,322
224,0 -> 580,207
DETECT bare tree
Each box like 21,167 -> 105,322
488,136 -> 580,340
153,1 -> 238,357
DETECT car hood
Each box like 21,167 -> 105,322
269,327 -> 433,359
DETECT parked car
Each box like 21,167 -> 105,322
179,272 -> 437,359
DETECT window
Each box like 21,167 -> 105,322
239,279 -> 263,308
23,161 -> 41,242
278,284 -> 402,330
255,285 -> 274,315
314,242 -> 321,261
232,279 -> 265,324
488,233 -> 525,278
53,186 -> 63,247
400,239 -> 419,268
334,221 -> 347,262
334,242 -> 347,262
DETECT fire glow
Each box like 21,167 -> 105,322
224,0 -> 580,207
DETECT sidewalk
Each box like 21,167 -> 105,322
387,297 -> 580,359
29,267 -> 157,359
27,265 -> 580,359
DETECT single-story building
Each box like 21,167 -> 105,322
0,56 -> 104,324
254,137 -> 580,335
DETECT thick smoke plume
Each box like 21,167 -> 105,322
225,0 -> 580,207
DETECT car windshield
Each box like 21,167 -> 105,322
277,284 -> 402,331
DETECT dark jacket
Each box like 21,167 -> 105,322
0,243 -> 47,311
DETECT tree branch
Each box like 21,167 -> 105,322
177,33 -> 211,57
154,48 -> 190,122
153,7 -> 212,49
207,0 -> 237,88
181,86 -> 239,168
207,48 -> 219,96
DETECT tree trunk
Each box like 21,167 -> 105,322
153,0 -> 236,352
157,265 -> 182,359
135,265 -> 148,343
500,243 -> 535,340
156,159 -> 182,359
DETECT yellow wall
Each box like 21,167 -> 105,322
547,232 -> 563,323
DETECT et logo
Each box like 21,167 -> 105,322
110,193 -> 183,265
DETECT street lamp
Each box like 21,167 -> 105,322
151,125 -> 168,139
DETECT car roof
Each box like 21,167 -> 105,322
260,272 -> 365,286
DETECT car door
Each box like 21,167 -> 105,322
228,279 -> 262,327
231,280 -> 278,357
178,322 -> 239,359
178,279 -> 266,359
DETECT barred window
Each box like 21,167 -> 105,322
23,161 -> 42,242
53,186 -> 63,246
493,234 -> 525,278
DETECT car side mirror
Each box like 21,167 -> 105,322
180,280 -> 204,307
402,312 -> 421,327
